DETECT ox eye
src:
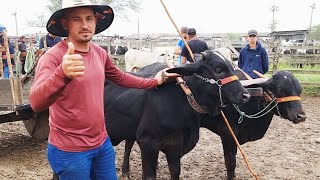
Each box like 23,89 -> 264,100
215,67 -> 222,73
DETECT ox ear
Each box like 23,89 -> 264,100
194,53 -> 203,62
259,78 -> 275,92
166,63 -> 199,76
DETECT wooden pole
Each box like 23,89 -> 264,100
0,45 -> 3,78
221,111 -> 259,180
3,31 -> 14,77
3,30 -> 18,105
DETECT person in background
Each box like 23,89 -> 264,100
174,26 -> 188,65
29,0 -> 179,179
27,34 -> 39,49
39,32 -> 62,49
238,29 -> 269,79
181,28 -> 209,64
18,35 -> 27,74
0,26 -> 15,78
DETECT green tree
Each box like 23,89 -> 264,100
309,24 -> 320,41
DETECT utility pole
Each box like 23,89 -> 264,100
137,18 -> 140,35
271,6 -> 279,32
12,12 -> 18,36
309,3 -> 316,31
306,3 -> 316,45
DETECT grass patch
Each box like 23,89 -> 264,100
302,87 -> 320,96
268,60 -> 320,96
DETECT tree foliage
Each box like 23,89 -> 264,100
309,24 -> 320,41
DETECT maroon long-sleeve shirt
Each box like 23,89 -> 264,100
29,40 -> 158,152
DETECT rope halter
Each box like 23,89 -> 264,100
193,73 -> 239,107
234,91 -> 301,123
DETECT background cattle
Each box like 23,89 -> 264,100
104,50 -> 250,179
124,47 -> 178,72
100,45 -> 128,55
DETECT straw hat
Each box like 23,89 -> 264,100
46,0 -> 114,37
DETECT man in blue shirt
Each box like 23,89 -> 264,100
174,26 -> 188,65
39,33 -> 62,49
238,30 -> 269,79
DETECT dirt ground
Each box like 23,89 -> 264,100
0,95 -> 319,180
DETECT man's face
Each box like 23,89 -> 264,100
182,32 -> 188,39
62,7 -> 97,43
30,36 -> 36,43
21,37 -> 26,43
247,34 -> 258,45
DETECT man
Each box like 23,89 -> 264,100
29,0 -> 178,179
39,32 -> 62,49
27,34 -> 39,49
181,28 -> 209,64
238,29 -> 269,79
18,35 -> 27,74
174,26 -> 188,65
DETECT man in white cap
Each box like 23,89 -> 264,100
29,0 -> 178,179
238,29 -> 269,78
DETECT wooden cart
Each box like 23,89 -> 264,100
0,32 -> 49,140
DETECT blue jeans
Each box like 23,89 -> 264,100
47,137 -> 118,180
3,65 -> 9,78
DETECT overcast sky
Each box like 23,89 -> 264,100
1,0 -> 320,36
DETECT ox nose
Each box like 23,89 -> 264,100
296,112 -> 307,123
241,92 -> 251,102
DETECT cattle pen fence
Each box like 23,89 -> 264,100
92,38 -> 320,87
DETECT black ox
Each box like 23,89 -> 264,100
122,69 -> 307,180
105,50 -> 250,180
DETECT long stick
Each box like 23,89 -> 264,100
0,46 -> 3,78
221,111 -> 259,180
3,31 -> 14,77
159,0 -> 194,61
3,30 -> 18,105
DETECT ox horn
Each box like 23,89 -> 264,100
253,70 -> 269,79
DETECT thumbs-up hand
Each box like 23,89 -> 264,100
62,42 -> 85,79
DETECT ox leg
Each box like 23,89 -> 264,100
163,147 -> 181,180
122,140 -> 135,177
138,140 -> 159,180
221,137 -> 237,180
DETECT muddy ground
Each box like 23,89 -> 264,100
0,95 -> 319,180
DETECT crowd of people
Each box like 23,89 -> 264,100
0,26 -> 62,78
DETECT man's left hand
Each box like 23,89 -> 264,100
154,68 -> 181,85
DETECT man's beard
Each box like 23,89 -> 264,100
79,35 -> 92,43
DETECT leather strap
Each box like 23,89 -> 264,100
187,94 -> 206,114
276,96 -> 301,103
220,75 -> 239,85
